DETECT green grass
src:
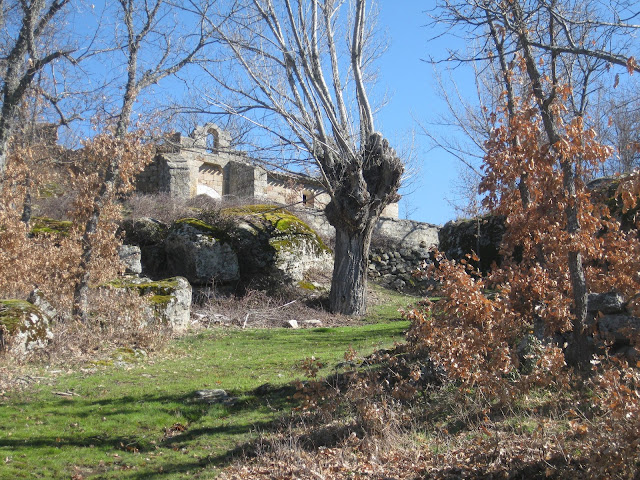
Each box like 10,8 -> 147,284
0,296 -> 412,479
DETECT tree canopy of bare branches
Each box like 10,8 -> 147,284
200,0 -> 403,315
0,0 -> 73,186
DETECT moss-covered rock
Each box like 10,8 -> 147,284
105,277 -> 192,332
165,221 -> 240,284
223,205 -> 330,252
120,217 -> 169,246
0,299 -> 53,357
219,205 -> 333,284
30,217 -> 72,237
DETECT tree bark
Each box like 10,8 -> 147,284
324,132 -> 403,315
329,223 -> 374,316
72,160 -> 119,321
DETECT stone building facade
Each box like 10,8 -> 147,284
136,124 -> 398,218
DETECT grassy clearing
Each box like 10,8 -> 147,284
0,290 -> 413,479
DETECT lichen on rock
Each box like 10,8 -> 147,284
104,277 -> 192,332
0,299 -> 54,357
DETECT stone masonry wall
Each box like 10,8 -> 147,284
297,209 -> 440,291
368,244 -> 434,291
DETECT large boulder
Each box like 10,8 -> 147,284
0,299 -> 54,357
120,206 -> 332,288
106,276 -> 192,332
438,215 -> 506,273
164,220 -> 240,284
598,315 -> 640,344
223,205 -> 332,284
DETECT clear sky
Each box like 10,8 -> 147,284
67,0 -> 473,226
376,0 -> 474,226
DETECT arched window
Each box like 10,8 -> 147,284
206,128 -> 219,152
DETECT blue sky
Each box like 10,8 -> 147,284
66,0 -> 474,226
376,0 -> 475,225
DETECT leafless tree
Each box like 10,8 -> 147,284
596,83 -> 640,174
199,0 -> 403,315
0,0 -> 73,187
72,0 -> 217,320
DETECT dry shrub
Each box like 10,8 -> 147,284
194,287 -> 349,328
126,193 -> 199,224
402,91 -> 640,477
0,134 -> 174,369
0,134 -> 152,309
40,287 -> 170,364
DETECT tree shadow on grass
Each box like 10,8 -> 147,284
0,384 -> 297,478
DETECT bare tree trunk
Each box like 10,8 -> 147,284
329,223 -> 374,316
72,160 -> 120,321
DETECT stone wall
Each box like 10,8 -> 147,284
136,123 -> 400,219
264,174 -> 329,209
296,209 -> 441,291
368,245 -> 434,291
226,161 -> 266,199
299,210 -> 440,250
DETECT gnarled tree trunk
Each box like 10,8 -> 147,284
329,225 -> 374,315
324,132 -> 403,315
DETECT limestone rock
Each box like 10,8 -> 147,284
224,205 -> 333,284
107,276 -> 192,332
284,320 -> 299,329
194,389 -> 237,405
588,292 -> 626,314
0,299 -> 54,357
118,245 -> 142,275
164,220 -> 240,284
27,288 -> 57,322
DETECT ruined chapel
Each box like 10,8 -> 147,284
135,124 -> 399,218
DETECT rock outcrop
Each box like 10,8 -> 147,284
0,299 -> 54,357
588,292 -> 639,359
121,205 -> 332,289
438,215 -> 506,273
105,277 -> 192,332
165,220 -> 240,284
223,205 -> 332,284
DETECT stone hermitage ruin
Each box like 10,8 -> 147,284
136,123 -> 399,219
134,124 -> 441,291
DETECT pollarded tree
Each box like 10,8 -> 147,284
200,0 -> 404,315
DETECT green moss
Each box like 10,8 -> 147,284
105,277 -> 181,297
38,183 -> 65,198
297,281 -> 316,291
149,295 -> 172,306
223,205 -> 331,253
174,218 -> 227,239
0,300 -> 38,334
30,217 -> 72,237
0,299 -> 51,346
